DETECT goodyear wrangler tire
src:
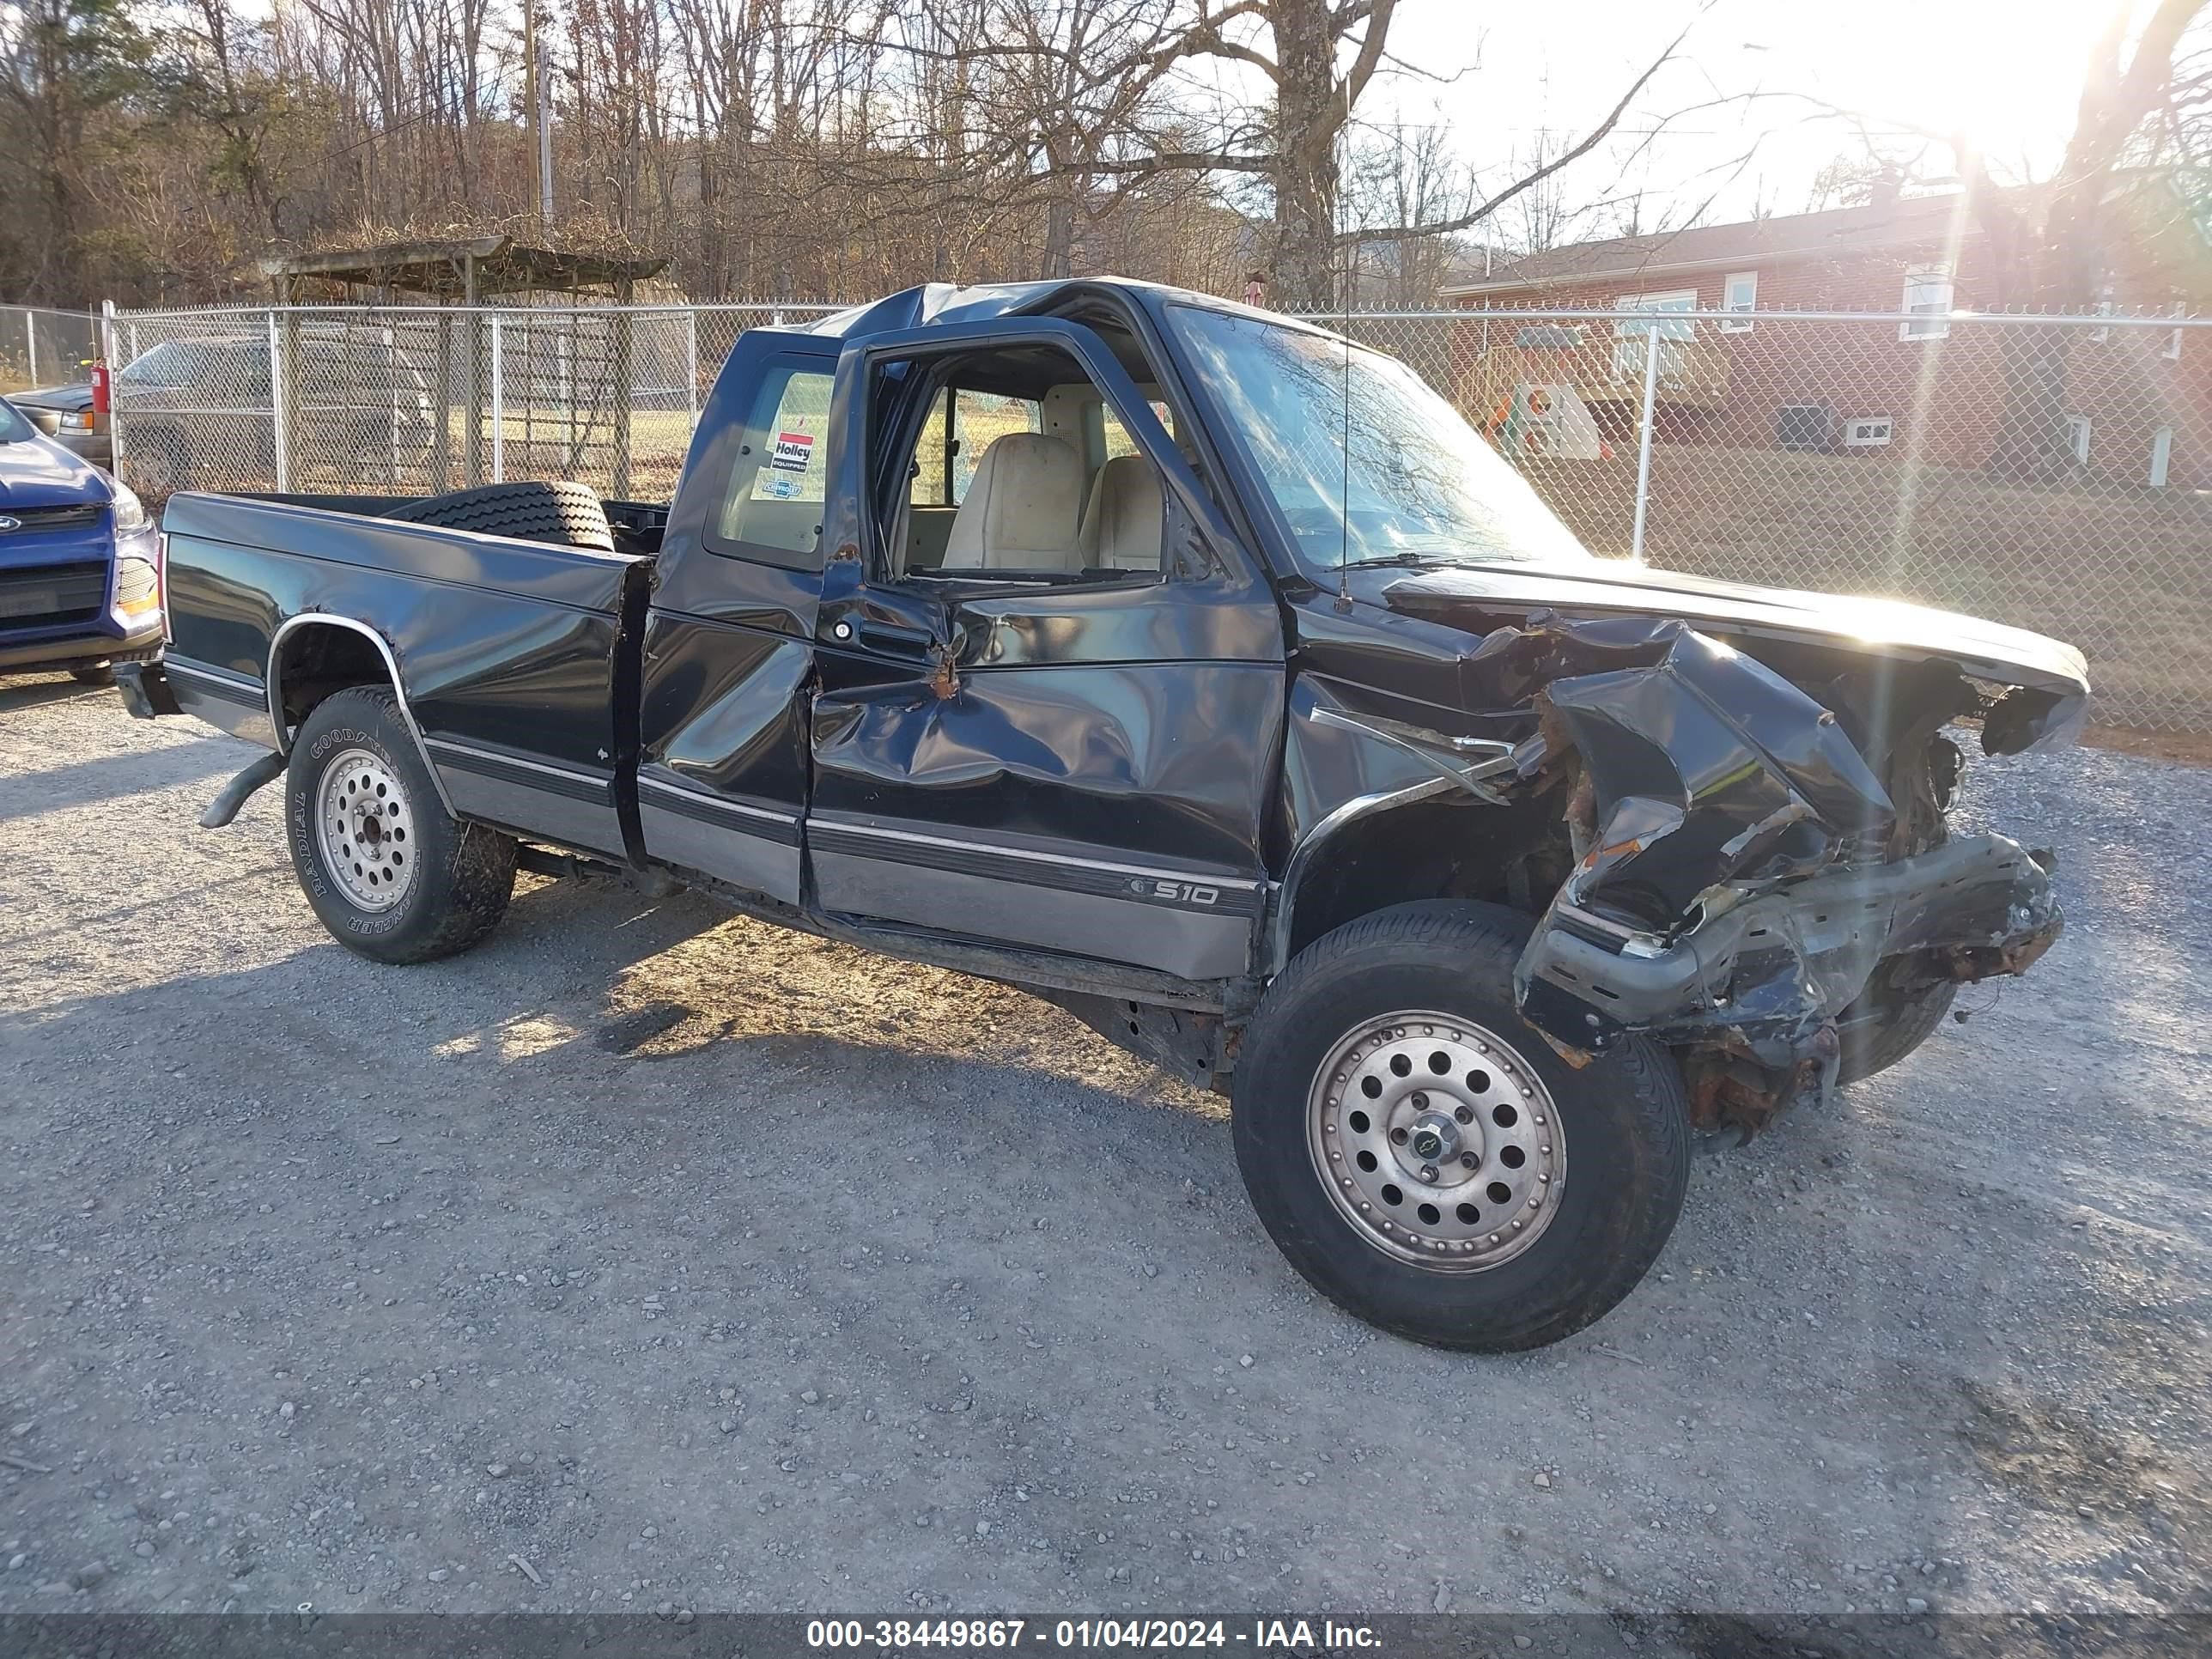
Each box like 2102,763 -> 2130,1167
1232,900 -> 1690,1353
382,481 -> 616,552
284,686 -> 516,964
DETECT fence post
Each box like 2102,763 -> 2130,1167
100,301 -> 122,475
685,307 -> 699,437
612,305 -> 634,499
1628,321 -> 1660,563
383,320 -> 399,489
490,312 -> 505,483
24,311 -> 36,386
267,308 -> 290,491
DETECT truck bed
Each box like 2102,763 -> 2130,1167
160,491 -> 653,860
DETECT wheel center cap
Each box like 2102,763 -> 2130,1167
1407,1113 -> 1460,1164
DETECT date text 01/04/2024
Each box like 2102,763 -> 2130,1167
804,1620 -> 1382,1650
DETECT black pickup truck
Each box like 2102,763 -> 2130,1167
121,279 -> 2087,1352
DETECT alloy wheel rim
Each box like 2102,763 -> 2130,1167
1306,1011 -> 1565,1271
314,747 -> 417,911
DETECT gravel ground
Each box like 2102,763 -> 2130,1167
0,669 -> 2206,1623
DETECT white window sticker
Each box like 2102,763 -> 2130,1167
771,429 -> 816,472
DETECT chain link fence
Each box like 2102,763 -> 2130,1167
100,303 -> 836,505
0,306 -> 99,393
103,298 -> 2211,734
1340,306 -> 2212,736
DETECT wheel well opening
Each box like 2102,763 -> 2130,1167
274,625 -> 394,735
1285,794 -> 1572,962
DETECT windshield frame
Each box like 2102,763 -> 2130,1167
1157,299 -> 1595,589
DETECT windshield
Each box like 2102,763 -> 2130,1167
117,340 -> 273,391
1170,304 -> 1592,571
0,398 -> 34,444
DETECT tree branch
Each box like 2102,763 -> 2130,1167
1334,11 -> 1694,246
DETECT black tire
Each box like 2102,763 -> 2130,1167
382,481 -> 616,551
69,665 -> 115,685
284,685 -> 517,964
1232,900 -> 1691,1353
1836,975 -> 1957,1085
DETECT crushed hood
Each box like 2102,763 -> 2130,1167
1374,561 -> 2090,701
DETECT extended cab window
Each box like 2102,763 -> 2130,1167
714,358 -> 834,565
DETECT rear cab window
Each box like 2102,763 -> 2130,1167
711,356 -> 835,567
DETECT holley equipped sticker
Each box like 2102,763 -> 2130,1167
771,429 -> 816,472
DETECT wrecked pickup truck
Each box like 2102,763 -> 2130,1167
119,280 -> 2086,1352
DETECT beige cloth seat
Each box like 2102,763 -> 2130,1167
1077,454 -> 1165,571
939,433 -> 1085,570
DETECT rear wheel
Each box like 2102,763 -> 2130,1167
284,685 -> 516,963
1232,901 -> 1690,1352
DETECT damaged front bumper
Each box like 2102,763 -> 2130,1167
1516,831 -> 2062,1061
1469,616 -> 2072,1134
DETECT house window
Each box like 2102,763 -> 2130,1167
1721,271 -> 1757,333
2066,414 -> 2092,465
1899,264 -> 1953,341
2150,426 -> 2173,488
1843,416 -> 1894,448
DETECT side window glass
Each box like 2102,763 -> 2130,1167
714,360 -> 834,562
950,389 -> 1042,503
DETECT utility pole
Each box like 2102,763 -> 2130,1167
526,2 -> 554,227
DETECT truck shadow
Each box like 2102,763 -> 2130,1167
0,733 -> 251,824
0,672 -> 120,714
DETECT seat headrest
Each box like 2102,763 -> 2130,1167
1078,453 -> 1165,571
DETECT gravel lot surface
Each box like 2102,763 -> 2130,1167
1,670 -> 2206,1625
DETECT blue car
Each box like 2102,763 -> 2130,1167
1,394 -> 162,683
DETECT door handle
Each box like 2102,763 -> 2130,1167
855,619 -> 937,655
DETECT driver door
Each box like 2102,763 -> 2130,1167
803,317 -> 1285,982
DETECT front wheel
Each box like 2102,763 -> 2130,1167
1232,901 -> 1690,1352
1836,969 -> 1958,1085
284,685 -> 517,963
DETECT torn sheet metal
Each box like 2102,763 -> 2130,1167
1532,623 -> 1897,932
1516,831 -> 2062,1060
1499,619 -> 2063,1093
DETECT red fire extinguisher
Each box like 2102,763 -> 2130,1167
89,359 -> 110,433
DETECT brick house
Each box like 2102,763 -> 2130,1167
1437,190 -> 2208,490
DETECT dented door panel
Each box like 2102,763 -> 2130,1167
636,612 -> 811,902
809,652 -> 1283,981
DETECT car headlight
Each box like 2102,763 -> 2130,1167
60,410 -> 92,430
111,481 -> 148,533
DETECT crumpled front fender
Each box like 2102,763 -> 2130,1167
1505,621 -> 2063,1088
